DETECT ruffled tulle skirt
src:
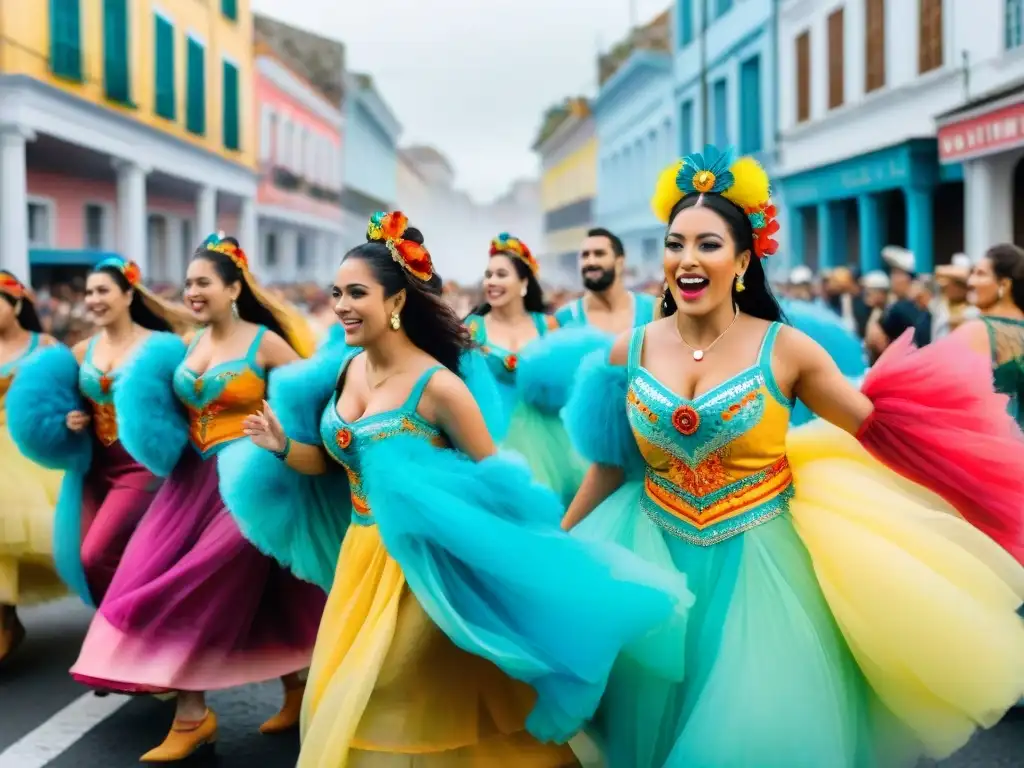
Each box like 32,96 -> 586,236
0,421 -> 65,606
300,521 -> 580,767
574,421 -> 1024,768
503,402 -> 587,506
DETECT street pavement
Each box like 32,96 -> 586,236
2,599 -> 1024,767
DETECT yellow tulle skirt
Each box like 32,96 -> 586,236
299,522 -> 580,768
0,422 -> 65,606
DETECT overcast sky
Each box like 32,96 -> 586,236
252,0 -> 671,202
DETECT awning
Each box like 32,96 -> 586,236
936,78 -> 1024,163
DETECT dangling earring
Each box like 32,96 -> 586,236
390,311 -> 401,331
999,286 -> 1006,301
231,299 -> 240,319
13,300 -> 22,315
520,286 -> 527,298
735,274 -> 746,293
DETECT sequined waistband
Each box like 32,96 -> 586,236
641,456 -> 793,546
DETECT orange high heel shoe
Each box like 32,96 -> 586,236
139,709 -> 217,762
259,684 -> 304,734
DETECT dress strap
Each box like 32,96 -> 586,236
84,334 -> 100,363
402,365 -> 444,412
626,326 -> 645,375
531,312 -> 551,337
756,322 -> 781,370
185,328 -> 205,353
245,326 -> 268,365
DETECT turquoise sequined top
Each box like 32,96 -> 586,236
983,316 -> 1024,428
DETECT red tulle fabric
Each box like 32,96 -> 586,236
857,330 -> 1024,564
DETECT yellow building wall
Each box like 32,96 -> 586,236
540,136 -> 598,213
0,0 -> 255,170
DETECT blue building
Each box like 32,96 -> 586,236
341,72 -> 402,253
593,12 -> 675,282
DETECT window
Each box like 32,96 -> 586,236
865,0 -> 886,92
50,0 -> 82,81
739,55 -> 762,154
27,202 -> 52,248
84,204 -> 108,250
795,31 -> 811,123
678,0 -> 693,46
180,219 -> 193,255
259,106 -> 275,162
712,78 -> 728,146
222,59 -> 240,150
919,0 -> 943,74
154,14 -> 175,120
264,231 -> 278,267
1007,0 -> 1023,49
297,235 -> 308,269
293,126 -> 306,176
102,0 -> 130,103
827,8 -> 844,109
221,0 -> 237,21
679,100 -> 694,153
186,36 -> 206,136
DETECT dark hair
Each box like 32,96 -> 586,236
90,266 -> 173,332
468,251 -> 546,317
587,227 -> 625,257
660,194 -> 785,323
343,227 -> 473,373
192,237 -> 293,349
0,270 -> 43,332
986,243 -> 1024,311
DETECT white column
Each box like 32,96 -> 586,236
963,155 -> 1015,259
316,230 -> 333,285
0,124 -> 35,281
239,195 -> 258,263
113,158 -> 149,276
196,185 -> 217,239
279,228 -> 298,283
164,214 -> 184,284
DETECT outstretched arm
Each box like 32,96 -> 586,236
243,400 -> 329,475
784,327 -> 873,434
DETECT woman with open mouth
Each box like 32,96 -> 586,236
561,145 -> 1024,768
0,271 -> 64,666
8,257 -> 192,609
68,235 -> 324,762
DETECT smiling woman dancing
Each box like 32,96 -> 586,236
562,146 -> 1024,768
219,212 -> 689,767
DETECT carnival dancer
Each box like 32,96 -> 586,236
555,227 -> 657,331
219,212 -> 690,767
7,257 -> 193,606
70,235 -> 324,762
562,146 -> 1024,768
0,271 -> 63,665
464,234 -> 594,501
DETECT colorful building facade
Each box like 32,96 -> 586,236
0,0 -> 257,284
533,98 -> 597,288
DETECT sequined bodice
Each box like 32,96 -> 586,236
983,316 -> 1024,427
626,323 -> 793,545
172,327 -> 268,457
466,312 -> 556,386
320,361 -> 447,525
0,333 -> 39,417
79,335 -> 121,447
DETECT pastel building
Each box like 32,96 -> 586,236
253,15 -> 345,286
594,11 -> 675,282
0,0 -> 259,284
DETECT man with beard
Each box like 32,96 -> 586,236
554,227 -> 656,332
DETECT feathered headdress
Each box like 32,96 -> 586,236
92,256 -> 195,334
651,144 -> 779,259
490,233 -> 539,277
0,273 -> 28,300
367,211 -> 434,282
200,232 -> 249,272
95,256 -> 143,287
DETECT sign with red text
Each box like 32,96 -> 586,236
938,100 -> 1024,163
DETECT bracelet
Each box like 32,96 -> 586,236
272,436 -> 291,461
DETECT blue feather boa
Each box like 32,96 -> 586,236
516,326 -> 614,414
112,332 -> 189,477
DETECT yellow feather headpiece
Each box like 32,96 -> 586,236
651,144 -> 779,259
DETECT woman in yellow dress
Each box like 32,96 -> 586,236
0,271 -> 64,664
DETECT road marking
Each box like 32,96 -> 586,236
0,692 -> 130,768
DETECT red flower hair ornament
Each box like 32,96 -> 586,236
201,232 -> 249,272
746,203 -> 780,259
367,211 -> 434,282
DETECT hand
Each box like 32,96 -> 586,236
66,410 -> 91,432
242,400 -> 287,454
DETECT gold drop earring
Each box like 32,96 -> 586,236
390,311 -> 401,331
735,274 -> 746,293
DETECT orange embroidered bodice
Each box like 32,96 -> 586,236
625,323 -> 794,545
79,335 -> 120,446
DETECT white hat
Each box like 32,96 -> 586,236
881,246 -> 915,274
950,253 -> 973,270
935,253 -> 972,282
860,270 -> 890,290
789,265 -> 813,285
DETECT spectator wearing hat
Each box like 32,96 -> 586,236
866,246 -> 929,356
787,265 -> 814,302
932,254 -> 979,341
821,266 -> 870,336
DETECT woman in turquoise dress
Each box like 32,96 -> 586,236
562,146 -> 1024,767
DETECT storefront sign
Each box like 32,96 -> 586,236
938,100 -> 1024,163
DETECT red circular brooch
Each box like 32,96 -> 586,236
504,354 -> 518,372
671,405 -> 700,436
335,428 -> 353,451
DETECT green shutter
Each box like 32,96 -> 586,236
221,0 -> 238,21
186,37 -> 206,136
154,15 -> 175,120
102,0 -> 130,104
49,0 -> 83,81
222,60 -> 240,150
